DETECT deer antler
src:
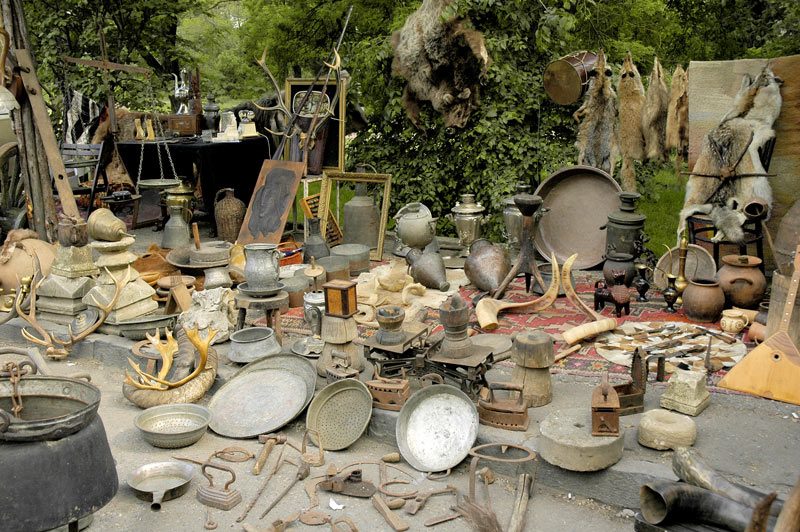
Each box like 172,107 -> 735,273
18,260 -> 130,360
252,45 -> 293,136
124,325 -> 217,390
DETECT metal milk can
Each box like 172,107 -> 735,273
446,194 -> 485,249
501,183 -> 532,250
603,191 -> 645,257
162,204 -> 191,249
395,203 -> 437,250
342,182 -> 379,248
243,243 -> 281,290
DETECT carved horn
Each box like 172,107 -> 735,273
775,474 -> 800,532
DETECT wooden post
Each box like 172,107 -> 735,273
507,473 -> 533,532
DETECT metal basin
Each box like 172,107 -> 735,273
228,326 -> 281,363
396,383 -> 478,472
127,461 -> 195,511
0,375 -> 100,442
134,403 -> 212,449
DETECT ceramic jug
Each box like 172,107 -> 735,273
244,243 -> 281,290
395,203 -> 437,249
720,309 -> 749,334
716,255 -> 767,309
161,204 -> 191,249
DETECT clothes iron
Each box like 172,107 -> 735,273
613,347 -> 646,415
477,382 -> 530,431
196,462 -> 242,510
366,366 -> 411,411
591,374 -> 620,436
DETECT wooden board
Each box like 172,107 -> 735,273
687,55 -> 800,272
300,193 -> 343,246
237,160 -> 304,244
16,48 -> 80,218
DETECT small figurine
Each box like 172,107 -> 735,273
594,270 -> 630,317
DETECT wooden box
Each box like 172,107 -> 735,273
167,114 -> 201,136
323,279 -> 357,318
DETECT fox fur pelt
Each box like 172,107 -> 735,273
391,0 -> 490,130
665,64 -> 688,153
617,51 -> 645,191
574,50 -> 618,176
642,56 -> 669,161
678,67 -> 783,244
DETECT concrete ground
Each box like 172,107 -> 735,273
4,224 -> 799,531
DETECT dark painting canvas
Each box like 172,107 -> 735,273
237,160 -> 304,244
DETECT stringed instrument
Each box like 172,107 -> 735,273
719,245 -> 800,405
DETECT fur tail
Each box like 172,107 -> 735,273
621,157 -> 636,192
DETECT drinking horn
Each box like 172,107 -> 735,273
640,480 -> 776,531
673,447 -> 784,516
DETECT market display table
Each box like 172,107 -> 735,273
116,137 -> 270,222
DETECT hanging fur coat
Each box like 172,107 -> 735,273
666,64 -> 689,155
641,56 -> 669,161
574,50 -> 618,176
678,67 -> 783,244
617,51 -> 645,191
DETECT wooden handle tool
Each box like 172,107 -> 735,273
372,494 -> 409,531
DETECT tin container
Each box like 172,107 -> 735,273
604,192 -> 645,257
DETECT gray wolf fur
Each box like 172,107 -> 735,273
666,64 -> 688,153
574,50 -> 618,176
678,67 -> 783,244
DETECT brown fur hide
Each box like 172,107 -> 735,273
617,52 -> 645,191
678,67 -> 783,244
391,0 -> 490,129
642,56 -> 669,161
666,64 -> 688,152
574,50 -> 618,176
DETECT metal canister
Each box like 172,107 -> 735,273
165,178 -> 195,224
342,182 -> 380,248
603,192 -> 645,257
446,194 -> 485,249
501,183 -> 531,250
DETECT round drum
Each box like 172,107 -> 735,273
544,51 -> 598,105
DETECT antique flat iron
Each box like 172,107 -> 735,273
196,462 -> 242,511
719,245 -> 800,405
366,365 -> 411,411
591,373 -> 620,436
477,382 -> 530,431
613,347 -> 646,415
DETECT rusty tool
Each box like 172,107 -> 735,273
254,434 -> 286,475
477,382 -> 530,431
424,512 -> 461,527
507,473 -> 534,532
237,444 -> 287,523
301,429 -> 325,467
260,461 -> 311,519
242,511 -> 299,532
173,447 -> 254,466
405,486 -> 458,515
372,493 -> 409,531
691,325 -> 736,344
196,462 -> 242,511
319,467 -> 377,498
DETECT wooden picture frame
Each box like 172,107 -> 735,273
284,77 -> 347,173
318,171 -> 392,261
237,160 -> 304,244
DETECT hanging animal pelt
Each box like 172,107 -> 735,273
617,51 -> 646,191
666,64 -> 688,153
391,0 -> 491,129
678,67 -> 783,244
641,56 -> 669,161
574,50 -> 618,176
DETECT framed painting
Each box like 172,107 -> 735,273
318,170 -> 392,261
237,160 -> 304,244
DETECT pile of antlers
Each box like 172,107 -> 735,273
16,257 -> 130,360
124,325 -> 217,391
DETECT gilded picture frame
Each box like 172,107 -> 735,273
318,171 -> 392,261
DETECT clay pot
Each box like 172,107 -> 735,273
406,248 -> 449,292
682,278 -> 725,323
715,255 -> 767,309
603,252 -> 636,287
0,238 -> 57,292
464,239 -> 510,293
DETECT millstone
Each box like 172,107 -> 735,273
638,409 -> 696,450
539,408 -> 624,472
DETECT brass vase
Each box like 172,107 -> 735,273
674,236 -> 689,305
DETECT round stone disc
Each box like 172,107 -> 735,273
539,408 -> 624,472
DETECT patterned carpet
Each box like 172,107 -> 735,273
258,268 -> 751,394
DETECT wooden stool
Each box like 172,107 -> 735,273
687,214 -> 765,273
234,290 -> 289,343
510,330 -> 554,407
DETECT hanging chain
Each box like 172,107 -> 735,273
4,361 -> 28,418
141,75 -> 180,184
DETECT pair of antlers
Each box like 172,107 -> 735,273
124,325 -> 218,391
16,255 -> 129,359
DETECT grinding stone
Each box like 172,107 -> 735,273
539,408 -> 624,472
638,409 -> 696,450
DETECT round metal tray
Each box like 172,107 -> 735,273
232,354 -> 317,409
208,368 -> 307,438
238,281 -> 285,297
396,383 -> 478,472
534,166 -> 622,270
653,243 -> 717,291
166,245 -> 230,271
306,379 -> 372,451
134,403 -> 211,449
